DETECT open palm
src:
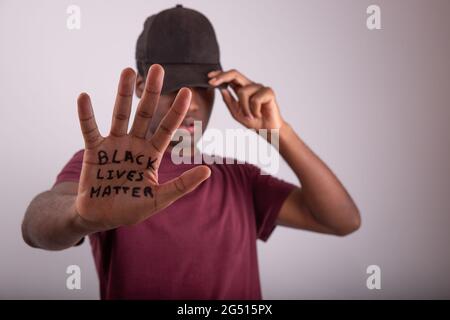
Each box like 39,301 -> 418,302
75,65 -> 210,231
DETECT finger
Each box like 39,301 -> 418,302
220,88 -> 239,119
236,83 -> 263,118
149,87 -> 191,153
249,96 -> 262,118
207,70 -> 221,78
208,69 -> 252,88
77,93 -> 104,149
109,68 -> 136,137
250,87 -> 275,117
156,165 -> 211,211
130,64 -> 164,139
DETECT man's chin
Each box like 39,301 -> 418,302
170,140 -> 197,146
169,131 -> 201,152
162,124 -> 205,152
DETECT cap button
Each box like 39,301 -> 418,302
176,4 -> 183,8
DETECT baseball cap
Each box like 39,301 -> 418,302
136,4 -> 222,94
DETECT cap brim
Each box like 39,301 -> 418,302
150,63 -> 223,94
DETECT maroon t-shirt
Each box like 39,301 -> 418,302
54,149 -> 296,299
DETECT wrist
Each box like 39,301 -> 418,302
279,120 -> 291,134
68,202 -> 102,237
276,120 -> 293,145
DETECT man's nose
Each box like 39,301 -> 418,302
188,101 -> 199,112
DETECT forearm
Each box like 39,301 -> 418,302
22,191 -> 96,250
209,66 -> 360,233
275,122 -> 360,233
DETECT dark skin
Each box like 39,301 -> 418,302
22,66 -> 212,248
137,68 -> 361,236
22,65 -> 360,251
135,75 -> 215,149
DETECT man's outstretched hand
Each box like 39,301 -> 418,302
75,65 -> 211,231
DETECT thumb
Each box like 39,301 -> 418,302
156,165 -> 211,210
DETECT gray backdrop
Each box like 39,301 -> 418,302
1,0 -> 449,299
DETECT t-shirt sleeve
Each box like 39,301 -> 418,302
53,149 -> 85,187
52,149 -> 85,246
247,164 -> 297,242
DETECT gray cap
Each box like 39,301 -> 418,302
136,4 -> 222,94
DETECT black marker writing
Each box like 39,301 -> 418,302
90,185 -> 153,198
97,150 -> 156,171
96,169 -> 145,182
92,150 -> 155,199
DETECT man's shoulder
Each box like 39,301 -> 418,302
61,148 -> 85,167
72,149 -> 85,161
53,149 -> 85,187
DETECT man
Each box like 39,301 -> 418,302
21,5 -> 360,299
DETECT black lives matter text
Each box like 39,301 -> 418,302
89,150 -> 156,199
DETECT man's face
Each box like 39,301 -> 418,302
136,74 -> 215,148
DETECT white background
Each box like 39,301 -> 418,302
0,0 -> 449,299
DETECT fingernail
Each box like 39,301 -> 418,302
208,78 -> 216,84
